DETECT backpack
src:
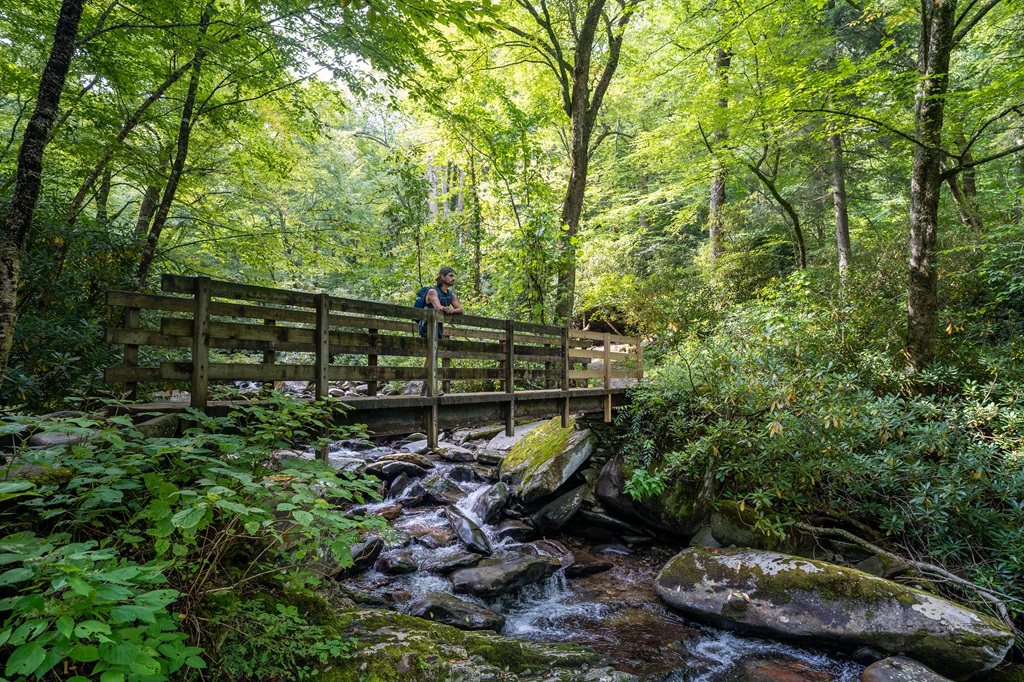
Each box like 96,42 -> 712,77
414,285 -> 453,337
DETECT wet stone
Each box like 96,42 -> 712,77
531,484 -> 587,535
494,519 -> 534,542
374,452 -> 434,469
399,439 -> 430,454
451,555 -> 561,598
388,473 -> 413,497
475,448 -> 506,466
445,505 -> 493,556
375,551 -> 419,575
333,536 -> 384,579
436,442 -> 476,462
406,591 -> 506,632
395,482 -> 429,507
365,460 -> 428,482
471,482 -> 511,524
447,464 -> 482,483
415,527 -> 456,549
376,503 -> 403,520
424,550 -> 484,574
420,474 -> 466,505
521,538 -> 574,567
736,657 -> 835,682
337,438 -> 379,452
860,657 -> 951,682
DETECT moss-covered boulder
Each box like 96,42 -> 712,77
499,417 -> 595,504
654,548 -> 1013,681
323,607 -> 608,681
595,453 -> 705,537
861,657 -> 952,682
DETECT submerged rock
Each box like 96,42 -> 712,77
406,591 -> 506,631
860,657 -> 952,682
472,481 -> 511,524
376,551 -> 419,575
424,549 -> 484,574
445,505 -> 493,556
495,519 -> 535,542
500,417 -> 596,504
654,548 -> 1013,680
451,555 -> 562,598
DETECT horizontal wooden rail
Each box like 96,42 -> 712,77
105,274 -> 643,452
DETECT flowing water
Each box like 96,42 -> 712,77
307,442 -> 866,681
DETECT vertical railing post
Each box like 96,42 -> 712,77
504,320 -> 515,437
425,309 -> 439,450
263,319 -> 276,366
561,327 -> 570,428
367,328 -> 378,396
314,293 -> 331,462
123,306 -> 140,400
314,293 -> 330,401
191,277 -> 211,410
441,325 -> 451,394
603,332 -> 612,423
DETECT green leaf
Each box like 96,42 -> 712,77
171,505 -> 206,530
0,566 -> 34,585
74,620 -> 112,638
292,510 -> 314,525
100,670 -> 126,682
70,644 -> 101,662
5,641 -> 47,676
110,605 -> 158,625
56,615 -> 75,639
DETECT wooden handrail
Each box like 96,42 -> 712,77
105,275 -> 644,450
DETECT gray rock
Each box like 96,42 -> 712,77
373,452 -> 434,469
451,555 -> 561,598
688,525 -> 722,549
436,442 -> 476,462
855,554 -> 912,580
861,657 -> 952,682
424,549 -> 484,574
402,381 -> 425,395
399,439 -> 430,455
471,482 -> 511,524
420,475 -> 466,505
447,465 -> 481,483
531,484 -> 587,535
277,380 -> 309,394
27,430 -> 92,448
133,413 -> 179,438
453,424 -> 505,445
655,548 -> 1013,681
406,592 -> 506,631
486,420 -> 548,450
365,460 -> 428,482
330,456 -> 366,475
565,562 -> 614,578
499,417 -> 596,504
521,539 -> 574,567
375,551 -> 418,575
333,536 -> 385,578
475,449 -> 506,466
445,505 -> 493,556
495,519 -> 535,542
592,543 -> 632,556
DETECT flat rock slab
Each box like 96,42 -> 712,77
487,420 -> 548,451
655,548 -> 1013,680
406,591 -> 506,632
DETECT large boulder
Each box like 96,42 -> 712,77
406,592 -> 506,632
451,555 -> 561,598
471,482 -> 511,524
499,417 -> 596,504
487,420 -> 548,451
654,548 -> 1014,681
530,484 -> 587,535
595,453 -> 707,537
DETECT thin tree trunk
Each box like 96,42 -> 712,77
468,153 -> 482,294
748,162 -> 806,269
0,0 -> 85,381
709,48 -> 730,263
943,170 -> 984,233
95,169 -> 112,223
831,129 -> 852,282
906,0 -> 958,372
133,7 -> 211,292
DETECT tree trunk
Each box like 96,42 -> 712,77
468,152 -> 483,295
906,0 -> 958,372
831,129 -> 852,282
552,0 -> 633,323
0,0 -> 85,381
132,8 -> 211,292
95,169 -> 112,223
709,47 -> 730,263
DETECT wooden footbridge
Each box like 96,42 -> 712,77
105,275 -> 642,450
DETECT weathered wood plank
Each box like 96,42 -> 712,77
568,348 -> 633,360
569,328 -> 635,345
192,277 -> 211,409
107,328 -> 189,348
330,294 -> 428,322
568,369 -> 637,380
315,293 -> 330,400
108,290 -> 192,313
104,366 -> 171,383
163,274 -> 320,308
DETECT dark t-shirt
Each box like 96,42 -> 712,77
419,286 -> 454,338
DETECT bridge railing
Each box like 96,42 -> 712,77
105,275 -> 642,431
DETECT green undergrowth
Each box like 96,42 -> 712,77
0,392 -> 385,681
622,268 -> 1024,625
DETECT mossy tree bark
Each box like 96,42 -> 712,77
0,0 -> 86,383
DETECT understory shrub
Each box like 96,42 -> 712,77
622,270 -> 1024,617
0,394 -> 384,681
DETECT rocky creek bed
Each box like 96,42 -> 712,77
262,415 -> 1017,682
